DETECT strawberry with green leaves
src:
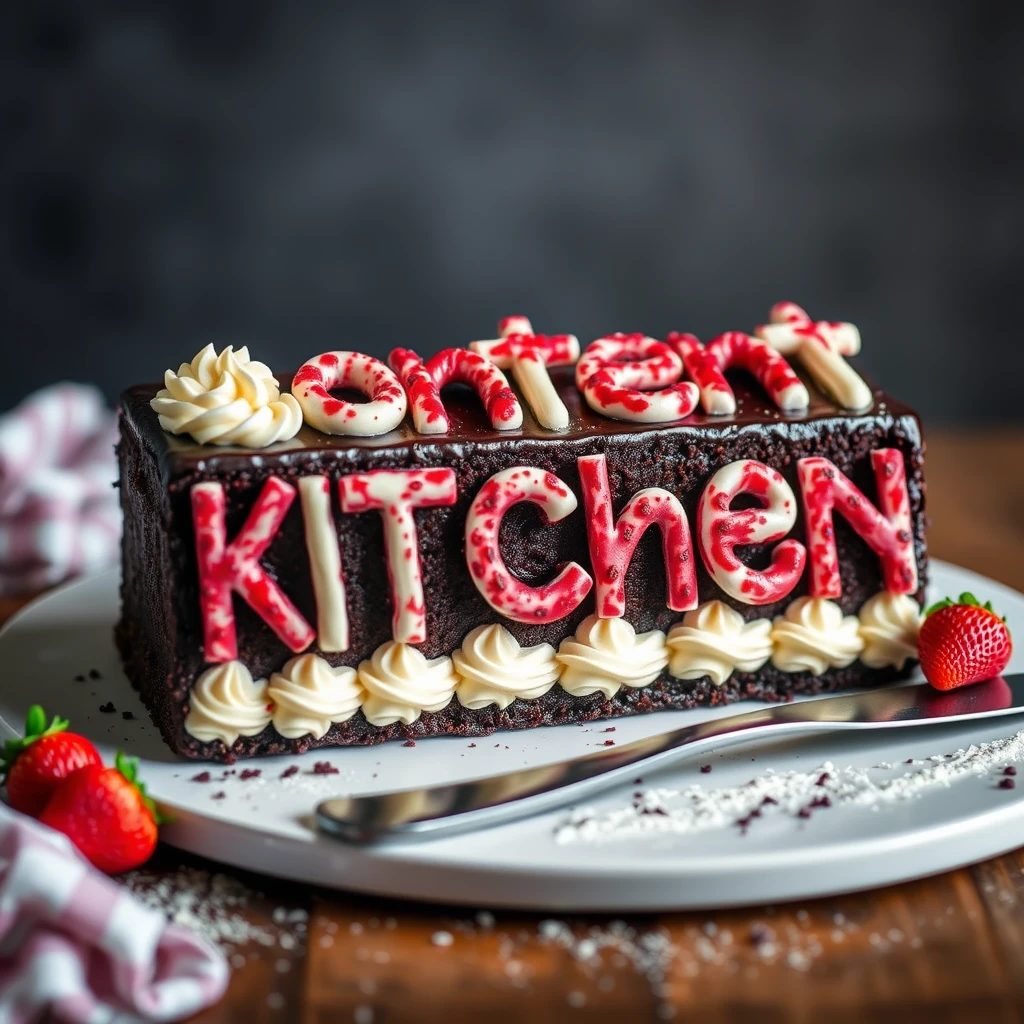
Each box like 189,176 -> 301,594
1,705 -> 102,817
40,752 -> 160,874
919,592 -> 1013,691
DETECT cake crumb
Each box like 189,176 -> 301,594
311,762 -> 339,775
700,764 -> 712,774
88,668 -> 102,680
281,766 -> 299,778
403,740 -> 417,748
211,791 -> 226,800
240,769 -> 261,780
98,702 -> 116,713
121,711 -> 135,721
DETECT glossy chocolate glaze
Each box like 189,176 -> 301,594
117,363 -> 927,761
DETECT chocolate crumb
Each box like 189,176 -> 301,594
311,761 -> 339,775
98,702 -> 115,713
121,711 -> 135,721
905,758 -> 915,764
468,743 -> 477,748
604,727 -> 616,733
816,772 -> 830,787
1005,766 -> 1017,776
191,771 -> 212,783
700,764 -> 712,774
999,778 -> 1016,790
211,791 -> 226,800
281,765 -> 299,778
74,674 -> 86,683
602,739 -> 615,747
88,669 -> 102,680
403,740 -> 416,748
240,769 -> 261,780
633,777 -> 643,785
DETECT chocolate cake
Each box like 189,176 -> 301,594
116,305 -> 927,761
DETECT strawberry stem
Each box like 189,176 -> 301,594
115,750 -> 165,825
1,705 -> 70,781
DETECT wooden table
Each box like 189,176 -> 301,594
6,430 -> 1024,1023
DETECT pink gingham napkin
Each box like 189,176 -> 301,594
0,384 -> 120,596
0,802 -> 228,1022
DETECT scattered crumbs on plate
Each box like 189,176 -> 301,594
281,766 -> 299,778
403,740 -> 416,748
98,702 -> 116,713
191,771 -> 212,783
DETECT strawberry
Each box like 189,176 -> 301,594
918,592 -> 1013,691
39,752 -> 160,874
1,705 -> 102,817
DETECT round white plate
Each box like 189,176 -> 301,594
1,560 -> 1022,910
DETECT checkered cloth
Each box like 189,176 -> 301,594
0,803 -> 228,1022
0,384 -> 120,596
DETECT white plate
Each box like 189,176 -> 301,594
1,560 -> 1022,910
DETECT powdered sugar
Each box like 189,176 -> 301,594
556,729 -> 1024,844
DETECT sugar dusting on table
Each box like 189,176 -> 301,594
555,729 -> 1024,844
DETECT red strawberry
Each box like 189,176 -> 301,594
39,752 -> 159,874
918,592 -> 1013,691
1,705 -> 102,817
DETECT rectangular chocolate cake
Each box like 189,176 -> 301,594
116,307 -> 927,761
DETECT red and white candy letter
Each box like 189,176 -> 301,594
338,468 -> 458,644
192,478 -> 315,662
797,450 -> 917,598
696,460 -> 806,605
465,467 -> 593,623
470,316 -> 580,430
389,347 -> 522,434
575,334 -> 699,423
577,454 -> 697,618
292,351 -> 407,436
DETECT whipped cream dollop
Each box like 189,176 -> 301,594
151,344 -> 302,447
771,597 -> 865,675
357,642 -> 458,726
557,616 -> 668,699
268,653 -> 364,739
184,661 -> 272,746
666,601 -> 773,686
454,624 -> 560,710
858,592 -> 923,670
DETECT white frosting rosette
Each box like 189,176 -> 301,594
184,661 -> 272,746
357,642 -> 458,726
454,624 -> 560,711
771,597 -> 864,675
268,653 -> 364,739
858,592 -> 923,670
666,601 -> 773,686
556,616 -> 668,699
151,343 -> 302,447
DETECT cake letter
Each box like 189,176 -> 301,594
575,334 -> 699,423
389,347 -> 522,434
292,351 -> 407,436
465,467 -> 593,623
338,468 -> 458,644
697,460 -> 806,605
577,454 -> 697,617
298,476 -> 349,652
470,316 -> 580,430
192,479 -> 315,662
668,332 -> 809,415
755,302 -> 872,411
798,450 -> 917,597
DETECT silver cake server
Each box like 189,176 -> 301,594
316,675 -> 1024,844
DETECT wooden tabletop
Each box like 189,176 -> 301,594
6,429 -> 1024,1023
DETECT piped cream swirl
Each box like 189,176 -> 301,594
858,592 -> 923,670
771,597 -> 864,675
268,653 -> 364,739
666,601 -> 773,686
185,661 -> 272,746
454,625 -> 559,710
151,343 -> 302,447
557,616 -> 668,699
357,642 -> 458,726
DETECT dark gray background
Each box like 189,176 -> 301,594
2,1 -> 1023,422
